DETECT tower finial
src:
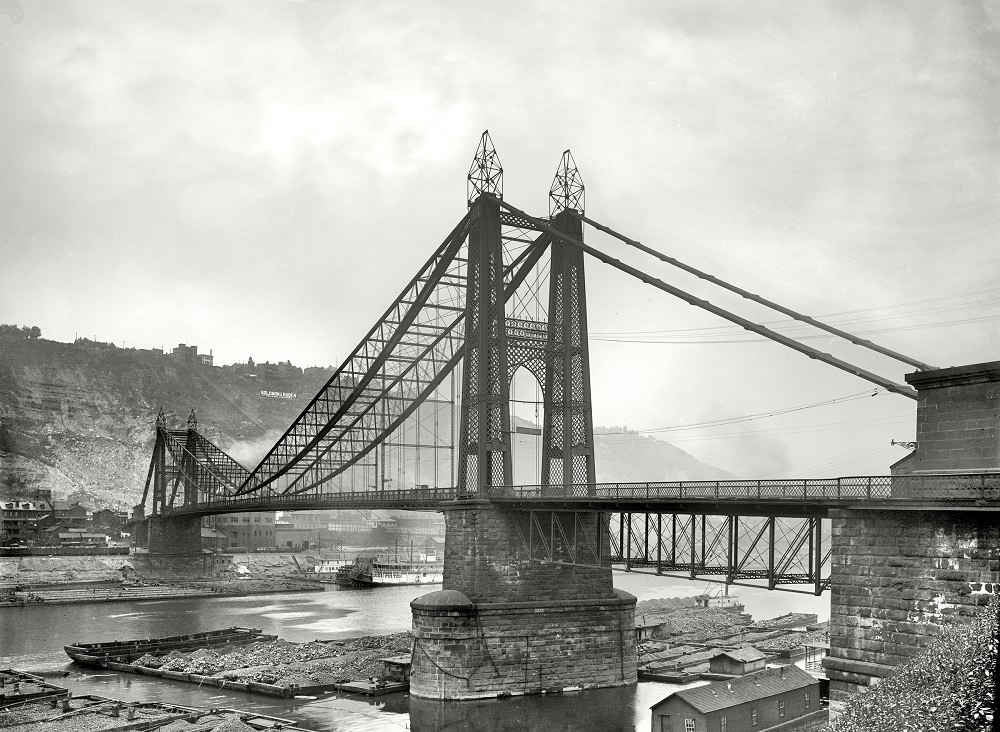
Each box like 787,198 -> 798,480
467,130 -> 503,207
549,149 -> 584,217
156,407 -> 166,429
187,409 -> 198,432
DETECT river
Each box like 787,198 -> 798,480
0,573 -> 827,731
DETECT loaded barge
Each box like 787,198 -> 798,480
64,626 -> 276,667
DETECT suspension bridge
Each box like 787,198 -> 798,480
132,132 -> 1000,701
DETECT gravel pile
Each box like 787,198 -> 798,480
129,633 -> 412,688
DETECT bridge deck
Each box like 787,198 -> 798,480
158,473 -> 1000,517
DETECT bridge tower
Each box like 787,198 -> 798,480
410,135 -> 636,700
140,409 -> 208,564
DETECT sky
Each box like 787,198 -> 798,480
1,1 -> 997,480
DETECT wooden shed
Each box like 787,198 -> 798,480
708,647 -> 768,676
650,665 -> 821,732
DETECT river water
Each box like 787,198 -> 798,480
0,574 -> 827,731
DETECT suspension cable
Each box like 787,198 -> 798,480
574,212 -> 936,371
496,199 -> 918,400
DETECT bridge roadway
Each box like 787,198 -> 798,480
157,472 -> 1000,517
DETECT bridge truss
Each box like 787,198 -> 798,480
137,131 -> 963,594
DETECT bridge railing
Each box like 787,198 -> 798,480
491,472 -> 1000,503
168,472 -> 1000,514
167,487 -> 461,514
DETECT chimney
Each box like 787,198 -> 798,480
727,682 -> 733,692
780,667 -> 786,679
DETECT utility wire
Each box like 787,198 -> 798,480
575,211 -> 936,371
635,389 -> 886,434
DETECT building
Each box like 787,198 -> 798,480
650,665 -> 821,732
212,512 -> 275,552
635,615 -> 666,643
708,648 -> 768,676
91,509 -> 127,531
0,499 -> 53,544
171,343 -> 213,366
274,524 -> 316,551
51,502 -> 90,530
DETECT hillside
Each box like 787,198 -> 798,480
0,336 -> 732,510
0,337 -> 330,508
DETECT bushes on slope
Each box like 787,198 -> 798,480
830,596 -> 996,731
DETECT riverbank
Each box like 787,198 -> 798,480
1,578 -> 325,606
0,551 -> 336,606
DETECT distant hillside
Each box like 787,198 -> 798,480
0,336 -> 732,510
0,337 -> 330,508
510,419 -> 733,484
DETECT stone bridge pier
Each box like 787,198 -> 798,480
409,501 -> 637,700
825,361 -> 1000,703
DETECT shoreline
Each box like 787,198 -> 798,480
0,577 -> 326,607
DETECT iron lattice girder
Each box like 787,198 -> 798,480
608,512 -> 831,596
143,427 -> 251,512
236,211 -> 474,498
223,206 -> 554,502
509,510 -> 610,567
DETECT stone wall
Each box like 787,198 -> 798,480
410,501 -> 637,699
132,551 -> 216,578
441,500 -> 615,603
826,361 -> 1000,703
826,508 -> 1000,700
410,588 -> 636,699
901,361 -> 1000,474
145,514 -> 202,555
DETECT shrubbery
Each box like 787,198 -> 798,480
0,323 -> 41,339
830,596 -> 996,731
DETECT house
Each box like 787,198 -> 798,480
52,502 -> 90,531
635,615 -> 665,643
708,648 -> 768,676
92,509 -> 127,530
650,665 -> 821,732
380,655 -> 412,683
0,499 -> 53,544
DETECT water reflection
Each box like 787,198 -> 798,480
410,685 -> 640,731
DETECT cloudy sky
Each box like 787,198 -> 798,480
1,1 -> 997,479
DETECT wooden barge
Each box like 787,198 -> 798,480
63,628 -> 410,699
64,626 -> 276,667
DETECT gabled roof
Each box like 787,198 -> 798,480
651,665 -> 817,713
713,647 -> 767,663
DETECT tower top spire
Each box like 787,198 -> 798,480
549,149 -> 584,217
187,409 -> 198,432
467,130 -> 503,207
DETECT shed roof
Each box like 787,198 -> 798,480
713,647 -> 768,663
652,665 -> 817,713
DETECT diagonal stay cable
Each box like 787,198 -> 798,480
497,198 -> 917,400
574,211 -> 936,371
